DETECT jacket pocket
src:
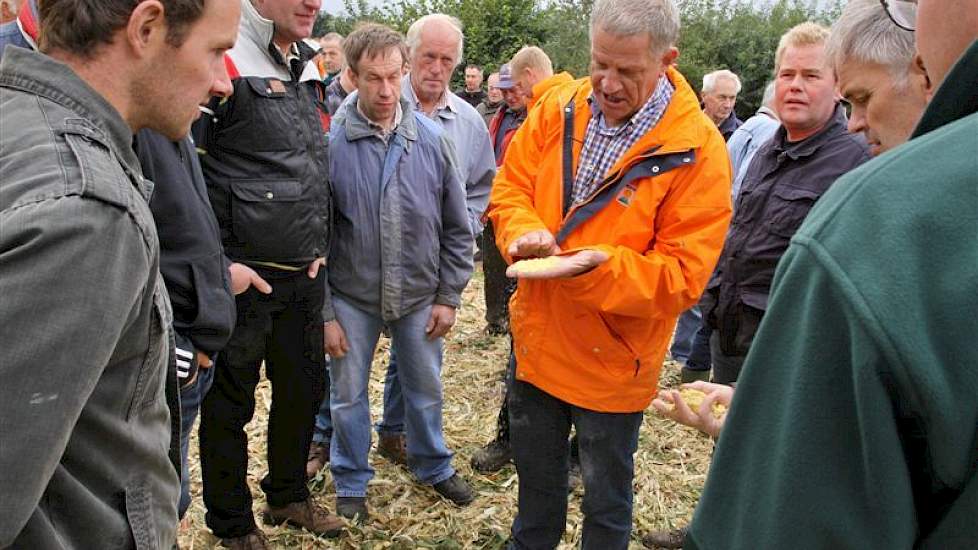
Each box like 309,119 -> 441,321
238,77 -> 296,152
564,310 -> 636,376
765,184 -> 821,238
128,279 -> 170,419
229,179 -> 311,259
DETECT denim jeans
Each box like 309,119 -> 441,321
507,357 -> 642,550
685,322 -> 713,372
178,358 -> 215,519
329,295 -> 454,497
669,306 -> 702,363
377,345 -> 405,435
312,359 -> 333,444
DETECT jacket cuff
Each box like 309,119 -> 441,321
434,290 -> 461,309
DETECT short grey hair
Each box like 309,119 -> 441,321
589,0 -> 680,55
825,0 -> 916,84
702,69 -> 742,94
406,13 -> 464,67
761,81 -> 776,107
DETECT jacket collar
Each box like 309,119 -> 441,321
912,39 -> 978,138
771,103 -> 849,160
0,47 -> 141,177
237,0 -> 315,69
528,72 -> 574,111
340,94 -> 418,143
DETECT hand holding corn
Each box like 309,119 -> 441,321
652,381 -> 734,439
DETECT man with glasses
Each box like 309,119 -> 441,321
684,0 -> 977,546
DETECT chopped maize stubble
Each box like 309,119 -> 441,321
510,256 -> 562,275
676,388 -> 728,417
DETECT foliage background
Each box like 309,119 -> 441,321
314,0 -> 842,118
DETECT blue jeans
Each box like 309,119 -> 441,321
312,358 -> 333,444
507,357 -> 642,550
685,322 -> 713,372
377,345 -> 405,435
669,306 -> 702,363
179,361 -> 215,519
328,296 -> 454,497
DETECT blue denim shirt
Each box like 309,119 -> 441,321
727,108 -> 780,202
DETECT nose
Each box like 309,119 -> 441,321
601,74 -> 622,96
212,60 -> 234,99
847,105 -> 867,135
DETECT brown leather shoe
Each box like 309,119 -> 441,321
262,498 -> 344,538
642,527 -> 687,549
305,441 -> 329,480
220,529 -> 270,550
376,432 -> 407,465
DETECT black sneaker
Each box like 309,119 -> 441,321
470,438 -> 513,473
335,496 -> 368,522
432,474 -> 475,506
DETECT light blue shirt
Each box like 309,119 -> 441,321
727,107 -> 780,202
402,75 -> 496,235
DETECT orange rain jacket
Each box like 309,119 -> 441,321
488,67 -> 732,413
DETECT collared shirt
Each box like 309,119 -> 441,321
404,79 -> 452,117
572,77 -> 674,204
356,99 -> 404,144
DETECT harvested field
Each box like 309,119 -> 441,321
179,268 -> 714,549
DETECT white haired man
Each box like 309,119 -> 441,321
684,0 -> 977,546
488,0 -> 733,546
371,12 -> 496,470
701,69 -> 742,139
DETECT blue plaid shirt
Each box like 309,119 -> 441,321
572,77 -> 674,204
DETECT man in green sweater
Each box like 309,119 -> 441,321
683,0 -> 978,548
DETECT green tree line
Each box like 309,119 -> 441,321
314,0 -> 842,117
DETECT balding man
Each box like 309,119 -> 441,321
686,0 -> 977,546
374,12 -> 495,466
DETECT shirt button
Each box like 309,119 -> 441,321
265,192 -> 274,199
593,347 -> 601,353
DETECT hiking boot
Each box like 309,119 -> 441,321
220,529 -> 270,550
305,441 -> 329,480
377,432 -> 407,465
262,498 -> 344,538
680,368 -> 711,383
470,437 -> 513,473
642,527 -> 687,549
335,496 -> 369,522
433,473 -> 475,506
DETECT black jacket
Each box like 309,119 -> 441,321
137,130 -> 235,355
702,104 -> 870,355
193,4 -> 331,266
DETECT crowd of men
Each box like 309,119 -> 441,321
0,0 -> 974,549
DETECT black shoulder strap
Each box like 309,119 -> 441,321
561,98 -> 576,217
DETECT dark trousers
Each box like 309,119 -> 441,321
483,221 -> 514,330
199,269 -> 326,538
507,357 -> 642,550
709,331 -> 746,385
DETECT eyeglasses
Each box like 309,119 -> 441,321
879,0 -> 917,31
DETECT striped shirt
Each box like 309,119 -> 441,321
572,77 -> 674,204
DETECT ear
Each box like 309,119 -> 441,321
660,47 -> 679,69
910,54 -> 934,102
125,0 -> 167,58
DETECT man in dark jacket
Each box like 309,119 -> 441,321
0,0 -> 240,547
698,22 -> 869,384
193,0 -> 342,546
455,63 -> 487,107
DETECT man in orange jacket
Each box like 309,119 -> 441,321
487,0 -> 732,547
